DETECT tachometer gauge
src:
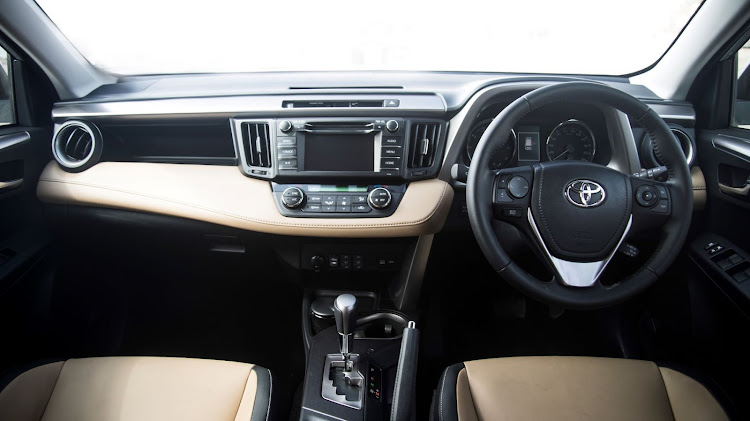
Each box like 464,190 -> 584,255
545,120 -> 596,162
466,119 -> 517,170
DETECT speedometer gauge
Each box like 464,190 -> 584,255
466,119 -> 517,170
545,120 -> 596,162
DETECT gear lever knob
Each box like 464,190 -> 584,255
333,294 -> 358,357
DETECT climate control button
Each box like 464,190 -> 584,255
281,186 -> 305,209
368,187 -> 392,209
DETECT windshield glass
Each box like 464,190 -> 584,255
36,0 -> 702,76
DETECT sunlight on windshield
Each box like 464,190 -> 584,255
37,0 -> 702,76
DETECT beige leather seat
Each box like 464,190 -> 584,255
0,356 -> 272,421
433,356 -> 729,421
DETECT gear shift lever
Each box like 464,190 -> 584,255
333,294 -> 358,366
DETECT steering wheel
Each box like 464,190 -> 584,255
467,82 -> 692,309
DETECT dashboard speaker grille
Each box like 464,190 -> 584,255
242,123 -> 272,168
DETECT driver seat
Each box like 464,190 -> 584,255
432,356 -> 728,421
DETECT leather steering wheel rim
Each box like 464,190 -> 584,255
467,82 -> 693,309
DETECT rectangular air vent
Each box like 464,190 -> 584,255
242,122 -> 272,168
408,122 -> 441,169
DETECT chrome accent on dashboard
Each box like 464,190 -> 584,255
643,103 -> 696,121
608,111 -> 641,174
527,209 -> 633,287
670,128 -> 695,166
0,131 -> 30,151
51,94 -> 447,120
713,134 -> 750,162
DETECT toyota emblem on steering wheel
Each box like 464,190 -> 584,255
565,180 -> 606,208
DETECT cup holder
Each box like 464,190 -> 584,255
354,312 -> 408,339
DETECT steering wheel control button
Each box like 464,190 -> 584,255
652,199 -> 670,214
656,185 -> 669,199
503,208 -> 522,218
507,176 -> 530,199
368,188 -> 392,209
281,187 -> 305,209
494,189 -> 513,203
385,120 -> 399,132
635,185 -> 659,207
496,176 -> 508,189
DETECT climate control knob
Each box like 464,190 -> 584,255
281,186 -> 305,209
368,187 -> 392,210
279,120 -> 293,132
385,120 -> 399,132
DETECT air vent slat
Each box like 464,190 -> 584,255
408,122 -> 440,169
242,122 -> 272,169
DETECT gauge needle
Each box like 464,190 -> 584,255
553,146 -> 573,160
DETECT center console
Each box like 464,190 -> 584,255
230,117 -> 447,218
300,293 -> 419,421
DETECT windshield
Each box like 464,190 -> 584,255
36,0 -> 702,76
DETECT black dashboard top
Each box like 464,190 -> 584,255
77,71 -> 660,111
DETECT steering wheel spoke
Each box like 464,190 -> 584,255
629,176 -> 673,233
527,208 -> 633,287
491,166 -> 534,223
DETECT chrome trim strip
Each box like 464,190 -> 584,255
713,134 -> 750,162
0,131 -> 30,151
52,94 -> 446,119
646,103 -> 696,121
527,209 -> 633,287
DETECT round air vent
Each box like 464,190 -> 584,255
640,126 -> 695,168
52,120 -> 103,172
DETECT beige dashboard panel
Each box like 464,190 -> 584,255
37,161 -> 454,238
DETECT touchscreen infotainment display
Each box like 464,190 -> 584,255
304,134 -> 375,171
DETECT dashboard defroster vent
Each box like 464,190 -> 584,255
408,122 -> 441,169
52,120 -> 102,172
242,122 -> 272,168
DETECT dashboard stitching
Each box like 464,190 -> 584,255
37,177 -> 450,229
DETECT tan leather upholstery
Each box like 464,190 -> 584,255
0,357 -> 270,421
36,161 -> 454,238
691,166 -> 707,210
440,357 -> 728,421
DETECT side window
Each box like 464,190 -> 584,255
735,39 -> 750,129
0,46 -> 13,126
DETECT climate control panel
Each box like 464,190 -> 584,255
272,183 -> 405,218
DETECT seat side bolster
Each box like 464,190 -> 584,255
431,363 -> 465,421
455,369 -> 479,421
247,366 -> 272,421
659,367 -> 730,421
0,361 -> 65,421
